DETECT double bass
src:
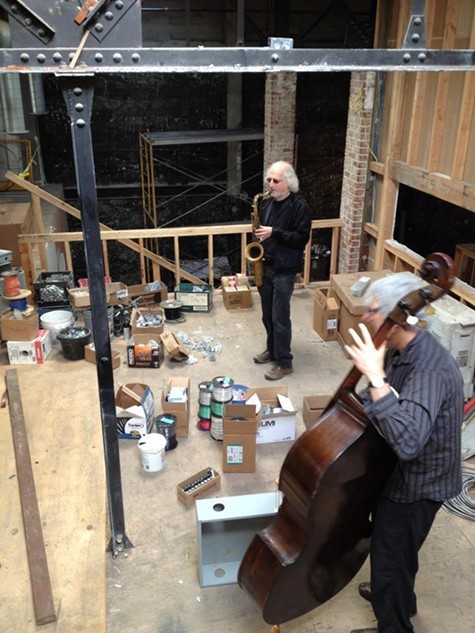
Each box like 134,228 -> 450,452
238,253 -> 455,625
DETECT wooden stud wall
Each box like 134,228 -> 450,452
366,0 -> 475,271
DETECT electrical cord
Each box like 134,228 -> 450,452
443,469 -> 475,521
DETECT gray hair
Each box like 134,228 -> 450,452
267,161 -> 299,193
365,271 -> 425,320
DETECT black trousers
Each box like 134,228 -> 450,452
257,266 -> 295,367
370,496 -> 442,633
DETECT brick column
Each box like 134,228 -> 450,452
339,71 -> 375,273
264,72 -> 297,175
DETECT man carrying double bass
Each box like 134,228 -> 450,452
345,271 -> 463,633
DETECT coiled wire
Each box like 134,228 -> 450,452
443,469 -> 475,521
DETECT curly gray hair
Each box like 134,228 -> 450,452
364,271 -> 425,320
266,161 -> 299,193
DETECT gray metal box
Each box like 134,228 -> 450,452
196,491 -> 281,587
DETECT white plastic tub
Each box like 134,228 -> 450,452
40,309 -> 75,343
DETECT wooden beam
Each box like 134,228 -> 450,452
427,0 -> 462,172
389,160 -> 475,213
5,370 -> 56,626
5,171 -> 203,285
451,15 -> 475,180
405,1 -> 436,165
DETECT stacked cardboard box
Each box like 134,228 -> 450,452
222,402 -> 261,473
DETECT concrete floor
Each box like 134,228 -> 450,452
103,288 -> 475,633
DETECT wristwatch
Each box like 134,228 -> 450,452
368,376 -> 389,389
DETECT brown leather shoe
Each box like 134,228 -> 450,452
358,582 -> 417,616
264,365 -> 294,381
253,350 -> 274,364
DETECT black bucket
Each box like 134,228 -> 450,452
57,326 -> 92,361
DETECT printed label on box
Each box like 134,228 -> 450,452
226,444 -> 244,465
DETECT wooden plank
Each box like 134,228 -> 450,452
0,361 -> 106,633
451,16 -> 475,180
5,369 -> 56,626
207,234 -> 214,286
30,193 -> 48,270
5,171 -> 203,285
389,160 -> 475,212
427,0 -> 462,172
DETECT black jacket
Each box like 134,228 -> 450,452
259,192 -> 312,274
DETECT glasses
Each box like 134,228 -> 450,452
266,177 -> 282,184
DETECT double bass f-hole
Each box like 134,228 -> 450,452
238,253 -> 455,626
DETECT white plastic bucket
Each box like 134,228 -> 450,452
137,433 -> 166,473
40,309 -> 75,343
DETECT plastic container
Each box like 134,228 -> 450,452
137,433 -> 167,472
83,306 -> 114,337
40,309 -> 76,343
56,326 -> 92,361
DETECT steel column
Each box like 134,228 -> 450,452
60,74 -> 132,557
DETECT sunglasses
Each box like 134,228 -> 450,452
266,177 -> 282,184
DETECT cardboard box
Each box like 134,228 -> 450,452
1,309 -> 39,341
106,281 -> 129,304
115,383 -> 155,439
67,282 -> 128,309
222,282 -> 253,310
7,329 -> 52,364
330,270 -> 392,349
302,395 -> 332,430
0,202 -> 33,266
160,330 -> 189,362
127,339 -> 164,368
313,287 -> 339,341
127,281 -> 168,304
177,467 -> 221,507
246,386 -> 297,444
131,306 -> 165,337
222,402 -> 260,473
84,343 -> 121,369
174,283 -> 213,312
161,376 -> 191,438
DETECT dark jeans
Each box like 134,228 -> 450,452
370,496 -> 442,633
257,267 -> 295,367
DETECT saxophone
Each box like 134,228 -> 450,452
245,191 -> 270,288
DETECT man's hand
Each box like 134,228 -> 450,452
344,323 -> 387,385
255,225 -> 273,242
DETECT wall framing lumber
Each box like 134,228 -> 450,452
389,160 -> 475,213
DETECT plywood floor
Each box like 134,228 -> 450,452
1,288 -> 474,633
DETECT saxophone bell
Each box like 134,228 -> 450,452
244,240 -> 264,262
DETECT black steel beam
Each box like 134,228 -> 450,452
0,46 -> 473,73
60,74 -> 132,558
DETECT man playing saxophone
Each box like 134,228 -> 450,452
253,160 -> 312,380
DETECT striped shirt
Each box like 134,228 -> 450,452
364,329 -> 463,503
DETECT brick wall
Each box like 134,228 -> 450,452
339,71 -> 375,273
264,72 -> 297,175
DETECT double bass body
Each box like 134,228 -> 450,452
238,396 -> 395,625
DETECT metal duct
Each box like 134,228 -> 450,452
28,75 -> 47,115
0,74 -> 27,133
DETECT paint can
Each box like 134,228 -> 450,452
137,433 -> 166,472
